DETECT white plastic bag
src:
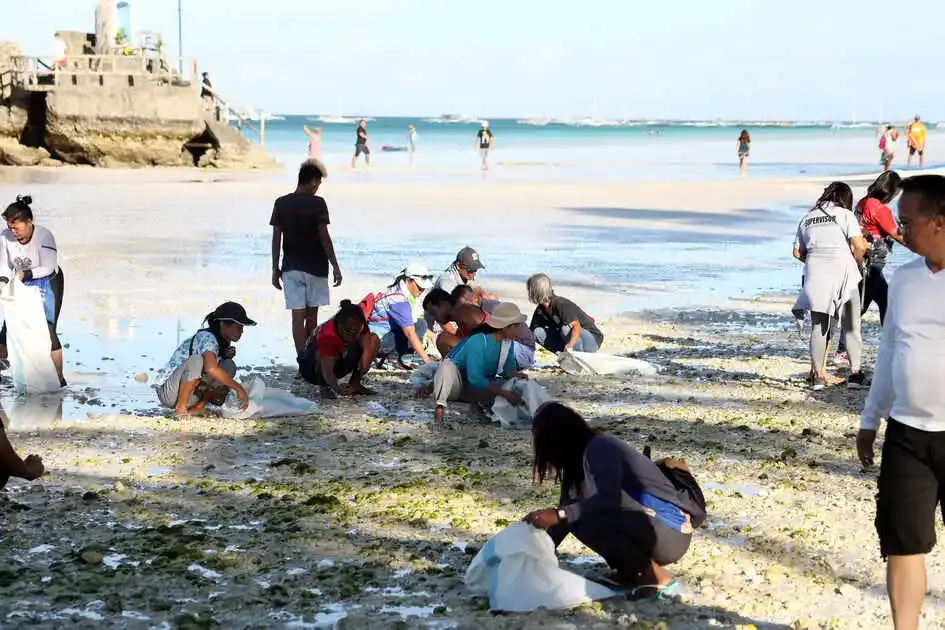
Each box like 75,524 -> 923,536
491,378 -> 554,428
408,362 -> 439,390
0,279 -> 61,394
2,391 -> 65,432
219,377 -> 319,419
466,522 -> 617,612
557,350 -> 659,377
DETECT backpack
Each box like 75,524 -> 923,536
358,290 -> 406,323
643,446 -> 707,528
878,135 -> 887,151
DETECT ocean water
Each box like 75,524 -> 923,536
241,115 -> 943,182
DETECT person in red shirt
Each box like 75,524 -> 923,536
854,171 -> 905,323
299,300 -> 379,398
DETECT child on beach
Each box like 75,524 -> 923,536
153,302 -> 255,417
299,299 -> 380,398
525,403 -> 705,598
527,274 -> 603,353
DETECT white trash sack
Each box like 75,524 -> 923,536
408,362 -> 440,391
0,279 -> 61,394
491,378 -> 554,428
557,350 -> 659,377
466,522 -> 617,612
217,377 -> 319,419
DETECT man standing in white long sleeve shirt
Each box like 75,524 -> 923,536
857,174 -> 945,630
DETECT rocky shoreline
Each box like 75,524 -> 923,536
3,302 -> 937,629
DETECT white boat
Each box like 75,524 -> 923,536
423,114 -> 481,124
518,117 -> 552,126
313,115 -> 361,124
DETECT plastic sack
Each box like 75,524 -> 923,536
0,279 -> 61,394
557,350 -> 659,377
2,391 -> 65,432
491,378 -> 554,428
218,377 -> 319,419
408,362 -> 440,390
466,522 -> 617,612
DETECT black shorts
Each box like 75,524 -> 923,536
300,343 -> 362,386
354,144 -> 370,156
909,146 -> 924,156
875,419 -> 945,558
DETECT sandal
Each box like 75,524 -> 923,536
629,579 -> 682,600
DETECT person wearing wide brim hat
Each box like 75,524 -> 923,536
153,301 -> 256,417
430,301 -> 528,423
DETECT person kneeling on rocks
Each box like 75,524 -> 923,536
363,263 -> 435,367
527,274 -> 603,353
432,302 -> 527,423
153,302 -> 254,417
0,418 -> 44,489
422,288 -> 490,358
524,403 -> 706,598
299,299 -> 380,398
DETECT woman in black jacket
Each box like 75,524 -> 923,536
524,403 -> 705,598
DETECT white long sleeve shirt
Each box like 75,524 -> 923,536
860,258 -> 945,431
0,226 -> 59,282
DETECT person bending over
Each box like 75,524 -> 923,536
422,288 -> 491,357
524,403 -> 705,598
153,302 -> 254,417
363,263 -> 435,367
527,273 -> 603,353
432,302 -> 528,423
0,194 -> 67,387
452,284 -> 537,369
300,299 -> 380,398
0,419 -> 44,489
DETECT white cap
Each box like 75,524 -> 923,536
402,263 -> 433,290
481,120 -> 489,128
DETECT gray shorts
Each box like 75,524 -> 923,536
283,270 -> 330,310
155,355 -> 237,409
479,148 -> 491,159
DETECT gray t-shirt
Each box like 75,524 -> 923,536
794,203 -> 862,314
434,264 -> 466,294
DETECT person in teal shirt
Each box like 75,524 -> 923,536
431,302 -> 528,424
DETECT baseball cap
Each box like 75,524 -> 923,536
456,246 -> 484,271
481,121 -> 489,128
211,301 -> 257,326
487,302 -> 526,329
402,262 -> 434,290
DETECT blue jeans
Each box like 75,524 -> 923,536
533,325 -> 599,353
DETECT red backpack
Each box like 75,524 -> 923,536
358,290 -> 405,323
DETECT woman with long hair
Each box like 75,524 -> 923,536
153,302 -> 255,416
299,299 -> 380,398
737,129 -> 751,175
854,171 -> 905,323
0,194 -> 67,386
792,182 -> 869,390
524,403 -> 705,597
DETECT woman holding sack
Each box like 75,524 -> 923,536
0,195 -> 67,387
524,403 -> 706,598
792,182 -> 869,391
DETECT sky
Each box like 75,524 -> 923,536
2,0 -> 944,121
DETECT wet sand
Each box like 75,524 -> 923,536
1,166 -> 944,628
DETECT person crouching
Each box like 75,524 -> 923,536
524,403 -> 706,598
432,302 -> 528,424
299,299 -> 380,398
153,302 -> 254,417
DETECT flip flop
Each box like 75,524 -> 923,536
629,579 -> 682,600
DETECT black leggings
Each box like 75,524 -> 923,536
549,509 -> 691,576
861,266 -> 888,324
0,270 -> 65,351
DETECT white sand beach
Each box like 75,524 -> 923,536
1,157 -> 944,629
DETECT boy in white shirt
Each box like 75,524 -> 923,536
858,174 -> 945,630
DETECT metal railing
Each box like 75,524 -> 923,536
208,88 -> 266,146
8,55 -> 199,91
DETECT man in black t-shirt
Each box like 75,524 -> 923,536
475,121 -> 494,171
270,159 -> 342,360
526,273 -> 604,353
351,119 -> 371,168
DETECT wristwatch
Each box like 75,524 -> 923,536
557,508 -> 568,522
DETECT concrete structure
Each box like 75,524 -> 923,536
0,40 -> 276,169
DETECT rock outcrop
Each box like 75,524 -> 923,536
0,137 -> 49,166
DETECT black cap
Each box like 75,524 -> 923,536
456,246 -> 484,271
211,301 -> 256,326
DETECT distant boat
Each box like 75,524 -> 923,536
424,114 -> 481,124
518,117 -> 552,126
313,115 -> 362,124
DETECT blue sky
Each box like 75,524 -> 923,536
3,0 -> 943,120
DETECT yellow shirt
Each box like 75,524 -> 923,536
908,122 -> 927,149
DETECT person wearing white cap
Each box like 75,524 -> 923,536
431,302 -> 528,423
361,263 -> 435,366
475,121 -> 494,171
